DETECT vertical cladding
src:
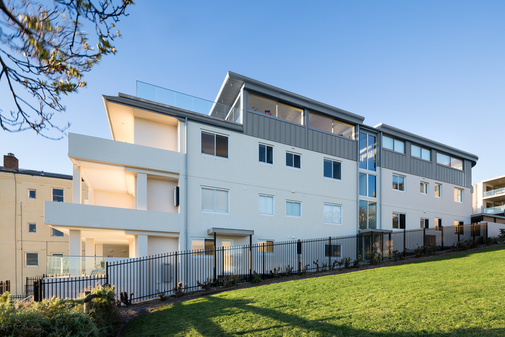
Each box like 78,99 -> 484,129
435,165 -> 465,187
464,161 -> 472,188
306,129 -> 357,161
410,157 -> 433,178
382,150 -> 408,173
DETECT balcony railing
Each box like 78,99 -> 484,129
136,81 -> 242,123
483,187 -> 505,198
483,206 -> 505,214
47,255 -> 127,277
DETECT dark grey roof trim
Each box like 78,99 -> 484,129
0,167 -> 72,180
226,72 -> 365,125
104,94 -> 244,133
375,123 -> 478,165
207,227 -> 254,236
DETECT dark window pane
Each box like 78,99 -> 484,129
393,175 -> 398,190
359,133 -> 367,169
324,160 -> 332,178
286,153 -> 293,167
52,189 -> 64,202
216,135 -> 228,158
294,154 -> 301,168
29,224 -> 36,233
266,146 -> 273,164
359,173 -> 367,196
400,214 -> 406,229
392,214 -> 399,229
368,202 -> 376,229
367,135 -> 376,172
201,132 -> 215,155
52,228 -> 64,237
259,144 -> 266,162
359,200 -> 367,229
333,161 -> 341,180
29,190 -> 36,199
368,175 -> 376,198
399,176 -> 404,191
205,239 -> 215,256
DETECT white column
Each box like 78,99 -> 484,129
87,188 -> 94,205
72,165 -> 82,204
128,238 -> 135,258
136,173 -> 147,210
85,238 -> 95,275
135,235 -> 148,257
95,244 -> 103,256
69,230 -> 82,276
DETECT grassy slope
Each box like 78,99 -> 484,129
123,246 -> 505,336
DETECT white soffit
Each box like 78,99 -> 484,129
76,161 -> 130,194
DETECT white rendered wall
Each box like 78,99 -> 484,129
134,117 -> 177,151
381,168 -> 472,231
148,236 -> 179,255
147,178 -> 178,213
94,190 -> 134,209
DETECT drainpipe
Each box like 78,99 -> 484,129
356,125 -> 360,235
185,117 -> 188,280
380,131 -> 383,230
20,201 -> 23,293
13,172 -> 18,295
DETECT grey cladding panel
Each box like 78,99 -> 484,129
435,165 -> 465,187
382,150 -> 408,173
307,129 -> 357,161
410,158 -> 433,178
246,111 -> 305,149
465,160 -> 472,187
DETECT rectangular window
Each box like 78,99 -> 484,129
392,212 -> 406,229
286,201 -> 301,217
249,93 -> 304,125
435,218 -> 443,230
383,135 -> 405,153
323,159 -> 341,180
359,173 -> 376,197
259,144 -> 273,164
325,244 -> 342,257
420,218 -> 429,229
359,133 -> 376,171
28,223 -> 36,233
286,152 -> 301,169
368,175 -> 376,198
437,152 -> 463,170
411,144 -> 431,161
359,173 -> 367,197
201,132 -> 229,158
435,183 -> 442,198
52,228 -> 64,237
258,240 -> 274,253
309,112 -> 355,139
26,253 -> 38,267
420,182 -> 429,195
454,188 -> 464,202
259,195 -> 274,215
454,220 -> 464,234
201,187 -> 229,213
192,239 -> 215,256
359,200 -> 377,229
392,174 -> 405,191
52,188 -> 64,202
28,189 -> 36,199
324,204 -> 342,225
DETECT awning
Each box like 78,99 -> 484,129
207,227 -> 254,236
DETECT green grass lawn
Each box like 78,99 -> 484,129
123,246 -> 505,336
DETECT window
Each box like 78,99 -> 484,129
28,189 -> 36,199
309,111 -> 354,139
201,187 -> 229,213
420,182 -> 429,195
454,220 -> 464,234
392,174 -> 405,191
248,93 -> 303,125
359,200 -> 377,229
52,228 -> 64,237
324,159 -> 341,180
25,253 -> 38,267
383,135 -> 405,153
52,188 -> 64,202
259,144 -> 273,164
259,195 -> 274,215
28,223 -> 36,233
454,188 -> 464,203
259,240 -> 274,253
324,204 -> 342,225
435,183 -> 442,198
359,133 -> 376,171
420,218 -> 429,229
286,201 -> 301,217
359,173 -> 376,197
435,218 -> 442,230
201,132 -> 228,158
286,152 -> 301,169
325,244 -> 342,257
52,253 -> 64,269
193,239 -> 215,256
392,212 -> 406,229
411,144 -> 431,161
437,152 -> 463,170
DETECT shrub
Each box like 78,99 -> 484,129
251,271 -> 262,284
392,250 -> 403,262
352,256 -> 363,268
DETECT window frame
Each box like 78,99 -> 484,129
52,188 -> 64,202
323,159 -> 342,180
435,183 -> 442,198
411,144 -> 431,161
192,238 -> 215,256
248,92 -> 304,126
201,187 -> 230,214
454,188 -> 464,203
258,143 -> 274,165
308,111 -> 355,140
286,200 -> 302,218
51,228 -> 64,237
392,174 -> 405,192
420,181 -> 429,195
286,152 -> 301,169
420,218 -> 429,229
392,212 -> 406,230
258,194 -> 274,216
454,220 -> 464,234
359,132 -> 376,171
258,240 -> 274,254
436,152 -> 463,171
359,200 -> 377,229
383,135 -> 405,154
25,252 -> 38,267
28,189 -> 36,199
325,244 -> 342,257
28,223 -> 36,233
435,218 -> 443,230
201,131 -> 229,159
323,203 -> 343,225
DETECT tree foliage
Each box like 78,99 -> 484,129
0,0 -> 133,137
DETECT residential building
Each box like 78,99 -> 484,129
471,176 -> 505,236
44,72 -> 478,264
0,153 -> 87,295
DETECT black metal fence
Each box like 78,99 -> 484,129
34,223 -> 488,303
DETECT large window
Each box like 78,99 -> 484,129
392,174 -> 405,191
259,144 -> 273,164
193,239 -> 215,256
359,133 -> 376,171
248,93 -> 303,125
286,201 -> 301,217
259,195 -> 274,215
411,144 -> 431,161
420,182 -> 429,195
324,203 -> 342,225
454,220 -> 464,234
25,253 -> 38,267
359,200 -> 376,229
325,244 -> 342,257
259,240 -> 274,253
52,228 -> 64,237
435,183 -> 442,198
324,159 -> 341,180
309,112 -> 354,139
420,218 -> 429,229
201,187 -> 229,213
383,135 -> 405,154
454,188 -> 464,203
201,132 -> 228,158
359,173 -> 376,197
52,188 -> 64,202
392,212 -> 406,229
435,218 -> 443,230
437,152 -> 463,170
286,152 -> 301,169
28,223 -> 36,233
28,189 -> 36,199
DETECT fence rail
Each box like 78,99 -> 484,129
34,224 -> 488,303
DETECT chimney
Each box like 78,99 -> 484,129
3,153 -> 19,171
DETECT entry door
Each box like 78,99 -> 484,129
222,240 -> 233,273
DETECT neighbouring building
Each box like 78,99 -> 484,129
471,175 -> 505,236
0,153 -> 87,295
44,72 -> 478,265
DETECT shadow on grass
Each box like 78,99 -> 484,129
123,294 -> 505,336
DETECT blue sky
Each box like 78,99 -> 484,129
0,0 -> 503,183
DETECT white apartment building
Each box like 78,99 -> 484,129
471,176 -> 505,236
44,72 -> 478,260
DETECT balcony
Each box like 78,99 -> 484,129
483,205 -> 505,215
484,187 -> 505,198
69,133 -> 182,174
137,81 -> 242,124
45,202 -> 181,233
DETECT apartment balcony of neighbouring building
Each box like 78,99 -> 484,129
480,175 -> 505,215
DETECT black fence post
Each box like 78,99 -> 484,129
388,233 -> 392,258
458,226 -> 461,243
297,239 -> 301,274
441,226 -> 444,251
381,233 -> 384,261
485,223 -> 488,241
473,224 -> 476,242
262,243 -> 265,279
356,234 -> 359,260
175,251 -> 178,288
105,262 -> 109,285
213,233 -> 217,283
249,235 -> 252,282
33,280 -> 39,302
423,227 -> 426,247
328,236 -> 331,268
403,229 -> 406,258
